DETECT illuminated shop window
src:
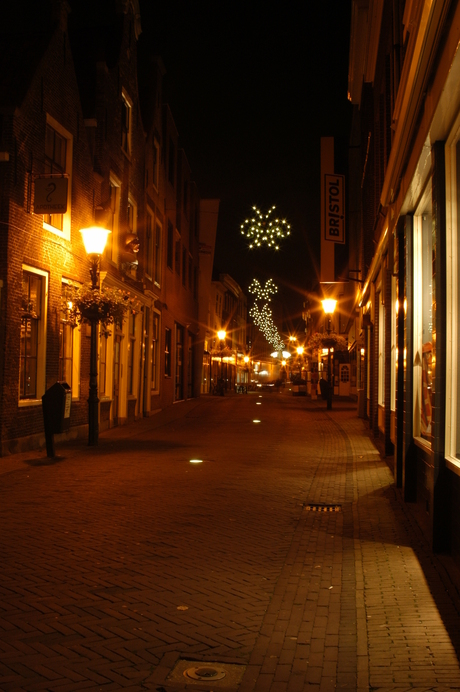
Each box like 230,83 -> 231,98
413,193 -> 433,446
20,266 -> 48,403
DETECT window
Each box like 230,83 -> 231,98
165,327 -> 171,377
121,90 -> 132,156
60,280 -> 81,398
127,198 -> 137,235
175,323 -> 184,400
127,312 -> 136,395
59,303 -> 73,388
378,291 -> 384,407
99,329 -> 108,397
126,197 -> 138,277
43,116 -> 72,240
146,210 -> 153,278
106,177 -> 120,264
20,267 -> 48,402
151,312 -> 160,392
175,237 -> 181,276
154,221 -> 162,286
167,220 -> 173,269
413,190 -> 433,445
391,274 -> 397,412
446,132 -> 460,464
187,331 -> 193,398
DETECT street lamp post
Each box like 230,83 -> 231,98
217,329 -> 226,392
321,298 -> 337,411
296,345 -> 304,381
80,225 -> 111,445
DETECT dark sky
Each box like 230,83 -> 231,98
139,1 -> 353,327
5,0 -> 352,328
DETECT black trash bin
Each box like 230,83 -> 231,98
319,378 -> 329,401
42,382 -> 72,457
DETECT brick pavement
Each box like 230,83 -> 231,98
1,392 -> 460,691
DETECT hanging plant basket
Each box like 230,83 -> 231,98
62,282 -> 140,329
307,332 -> 348,354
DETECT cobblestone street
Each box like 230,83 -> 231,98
1,391 -> 460,691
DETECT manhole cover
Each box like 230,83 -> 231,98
184,666 -> 226,680
167,658 -> 246,685
305,503 -> 342,512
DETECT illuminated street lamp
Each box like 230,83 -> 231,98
321,298 -> 337,410
217,329 -> 227,389
80,225 -> 111,445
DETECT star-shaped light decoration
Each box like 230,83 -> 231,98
248,278 -> 285,351
240,206 -> 291,250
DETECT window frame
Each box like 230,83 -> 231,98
19,265 -> 49,406
146,208 -> 154,279
105,174 -> 121,265
412,184 -> 433,447
165,327 -> 172,377
60,278 -> 81,399
121,89 -> 133,157
42,114 -> 72,242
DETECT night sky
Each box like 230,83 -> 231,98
4,0 -> 352,329
139,1 -> 353,328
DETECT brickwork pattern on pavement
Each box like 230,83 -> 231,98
1,393 -> 460,692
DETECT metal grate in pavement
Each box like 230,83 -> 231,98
167,659 -> 246,686
305,503 -> 342,512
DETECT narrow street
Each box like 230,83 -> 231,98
1,390 -> 460,691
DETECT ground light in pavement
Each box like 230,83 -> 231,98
253,420 -> 261,423
189,459 -> 203,464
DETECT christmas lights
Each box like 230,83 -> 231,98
249,278 -> 285,351
240,205 -> 291,250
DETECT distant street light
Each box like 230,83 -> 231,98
217,329 -> 227,391
80,225 -> 111,445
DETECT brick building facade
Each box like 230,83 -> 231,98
347,0 -> 460,562
0,1 -> 219,455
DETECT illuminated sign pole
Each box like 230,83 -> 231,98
320,137 -> 345,400
320,137 -> 345,283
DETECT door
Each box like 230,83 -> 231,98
339,364 -> 350,396
112,334 -> 121,424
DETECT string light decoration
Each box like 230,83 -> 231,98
248,279 -> 285,351
241,206 -> 291,249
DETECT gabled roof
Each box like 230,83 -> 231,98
0,30 -> 53,110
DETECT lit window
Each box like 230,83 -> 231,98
106,178 -> 120,264
127,312 -> 136,395
146,209 -> 153,278
154,221 -> 162,286
99,329 -> 108,397
413,199 -> 433,445
20,266 -> 48,402
60,280 -> 81,398
165,327 -> 171,377
151,312 -> 160,391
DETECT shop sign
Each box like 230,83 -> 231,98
34,176 -> 68,214
324,173 -> 345,244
